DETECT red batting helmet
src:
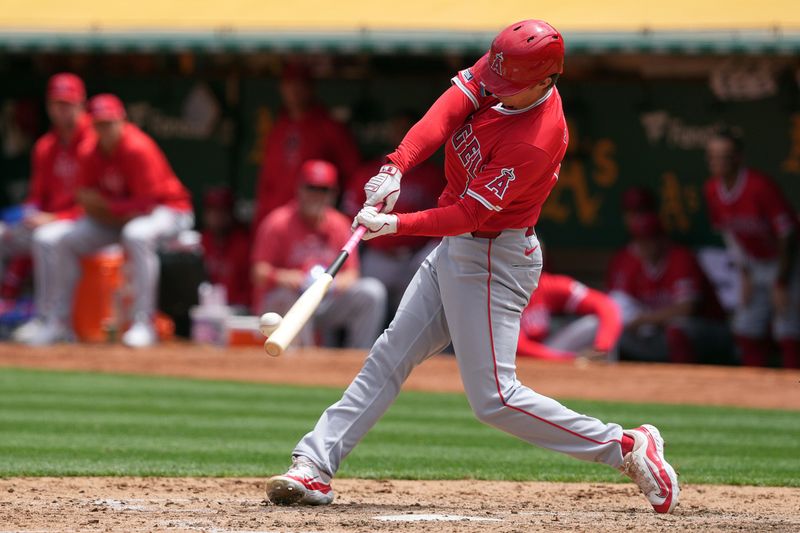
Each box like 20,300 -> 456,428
475,19 -> 565,97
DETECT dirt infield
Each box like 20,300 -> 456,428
1,477 -> 799,532
1,343 -> 799,532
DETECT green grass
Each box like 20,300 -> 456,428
0,367 -> 797,486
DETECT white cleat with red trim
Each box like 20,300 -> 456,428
266,456 -> 334,506
621,424 -> 680,514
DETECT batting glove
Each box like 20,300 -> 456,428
363,164 -> 402,213
353,206 -> 398,240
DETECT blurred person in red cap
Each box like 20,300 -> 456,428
252,62 -> 361,229
340,111 -> 445,315
251,159 -> 386,348
607,212 -> 732,363
517,271 -> 622,361
5,73 -> 96,343
704,130 -> 800,368
200,187 -> 251,310
26,93 -> 194,348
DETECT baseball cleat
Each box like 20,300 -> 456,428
24,319 -> 74,346
621,424 -> 680,514
122,318 -> 157,348
266,456 -> 334,506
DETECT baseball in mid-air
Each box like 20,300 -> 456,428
259,312 -> 283,337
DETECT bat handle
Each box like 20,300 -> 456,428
342,201 -> 386,256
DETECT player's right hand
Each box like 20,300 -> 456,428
363,164 -> 402,213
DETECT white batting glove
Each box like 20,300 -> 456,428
352,206 -> 398,240
363,164 -> 402,213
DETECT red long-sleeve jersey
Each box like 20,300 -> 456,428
27,113 -> 95,219
79,123 -> 192,218
386,59 -> 568,237
517,272 -> 622,359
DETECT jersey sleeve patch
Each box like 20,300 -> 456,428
451,74 -> 480,111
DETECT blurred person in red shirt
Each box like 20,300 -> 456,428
200,187 -> 251,310
704,130 -> 799,368
341,111 -> 445,313
252,63 -> 361,229
27,94 -> 194,348
517,271 -> 622,361
6,73 -> 95,342
607,212 -> 732,364
252,160 -> 386,349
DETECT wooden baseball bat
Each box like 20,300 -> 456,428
263,203 -> 383,357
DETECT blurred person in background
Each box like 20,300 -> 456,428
26,94 -> 194,348
252,63 -> 361,229
200,187 -> 251,311
517,271 -> 622,361
252,159 -> 386,349
608,212 -> 732,364
7,73 -> 95,342
704,130 -> 799,368
341,111 -> 445,314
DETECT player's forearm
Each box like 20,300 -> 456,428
396,202 -> 485,237
387,85 -> 475,173
577,291 -> 623,352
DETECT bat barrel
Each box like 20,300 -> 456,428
263,273 -> 333,356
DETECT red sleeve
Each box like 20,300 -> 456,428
516,334 -> 575,360
572,288 -> 623,352
757,176 -> 797,237
386,85 -> 477,173
252,212 -> 285,266
396,145 -> 553,237
106,146 -> 164,217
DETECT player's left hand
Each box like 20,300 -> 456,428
353,206 -> 398,240
363,164 -> 402,213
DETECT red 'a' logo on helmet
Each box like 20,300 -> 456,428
490,52 -> 504,75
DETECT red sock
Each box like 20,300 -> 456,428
735,336 -> 771,367
621,434 -> 635,456
666,326 -> 696,364
778,339 -> 800,369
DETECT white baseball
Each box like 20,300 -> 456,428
259,312 -> 282,337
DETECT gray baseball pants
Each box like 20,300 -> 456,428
0,219 -> 75,317
293,229 -> 625,476
51,207 -> 194,322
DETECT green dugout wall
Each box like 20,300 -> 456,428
1,56 -> 798,250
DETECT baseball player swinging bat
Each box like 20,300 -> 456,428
263,202 -> 384,356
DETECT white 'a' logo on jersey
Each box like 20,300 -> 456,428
490,52 -> 504,75
485,168 -> 516,199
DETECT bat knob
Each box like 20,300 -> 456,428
264,340 -> 283,357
